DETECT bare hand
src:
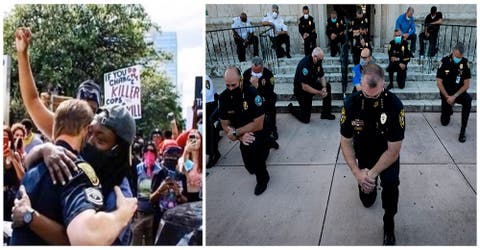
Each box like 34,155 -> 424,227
399,63 -> 406,70
356,169 -> 376,193
330,33 -> 337,40
238,132 -> 255,146
43,143 -> 78,185
11,185 -> 32,228
15,27 -> 32,53
250,76 -> 259,89
390,56 -> 397,63
114,186 -> 137,224
226,127 -> 237,141
403,33 -> 409,40
447,95 -> 456,106
303,33 -> 308,39
318,87 -> 328,98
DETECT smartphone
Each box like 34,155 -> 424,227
3,136 -> 10,157
184,159 -> 194,172
189,134 -> 196,144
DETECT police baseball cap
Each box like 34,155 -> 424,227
76,80 -> 102,107
94,104 -> 136,145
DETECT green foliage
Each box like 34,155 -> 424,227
3,4 -> 181,134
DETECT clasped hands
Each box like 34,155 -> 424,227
356,168 -> 377,193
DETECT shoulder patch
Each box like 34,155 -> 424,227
399,109 -> 405,129
255,95 -> 263,106
84,187 -> 103,207
302,68 -> 309,76
270,77 -> 275,85
77,162 -> 100,186
340,107 -> 347,124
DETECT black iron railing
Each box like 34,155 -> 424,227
206,25 -> 279,74
418,23 -> 476,73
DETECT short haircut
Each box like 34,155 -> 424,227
251,56 -> 264,66
226,65 -> 242,77
362,63 -> 385,88
394,28 -> 401,34
272,4 -> 279,11
431,6 -> 437,14
453,42 -> 465,54
20,118 -> 33,132
53,99 -> 94,140
407,6 -> 414,14
303,6 -> 309,10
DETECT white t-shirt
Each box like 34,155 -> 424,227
262,12 -> 288,37
231,17 -> 255,40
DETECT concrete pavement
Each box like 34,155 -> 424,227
205,112 -> 476,246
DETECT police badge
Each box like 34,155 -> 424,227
262,78 -> 266,86
243,101 -> 248,110
380,113 -> 387,125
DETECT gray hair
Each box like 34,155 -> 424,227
363,63 -> 385,88
251,56 -> 264,66
453,42 -> 465,54
407,6 -> 414,14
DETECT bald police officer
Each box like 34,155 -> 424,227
436,42 -> 472,142
219,66 -> 270,195
340,63 -> 405,245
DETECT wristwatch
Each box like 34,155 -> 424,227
23,207 -> 35,226
232,129 -> 237,139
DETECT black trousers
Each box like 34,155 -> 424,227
239,131 -> 269,184
328,36 -> 344,56
387,62 -> 407,89
358,156 -> 400,228
264,94 -> 277,134
274,34 -> 291,58
291,83 -> 332,124
406,33 -> 417,54
419,31 -> 438,57
206,101 -> 220,156
234,36 -> 259,62
441,91 -> 472,130
303,36 -> 316,56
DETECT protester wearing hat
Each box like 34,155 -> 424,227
15,27 -> 103,140
436,42 -> 472,142
12,103 -> 138,245
262,4 -> 291,58
11,100 -> 137,245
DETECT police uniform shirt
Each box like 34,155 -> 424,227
341,91 -> 405,159
351,16 -> 368,31
424,12 -> 443,33
294,55 -> 324,93
262,13 -> 288,37
11,140 -> 103,245
388,39 -> 411,64
326,18 -> 346,37
352,35 -> 371,53
243,67 -> 275,102
232,16 -> 255,40
436,55 -> 471,94
299,15 -> 316,37
219,85 -> 265,129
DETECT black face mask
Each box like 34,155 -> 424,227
226,86 -> 241,97
240,18 -> 247,23
81,143 -> 123,192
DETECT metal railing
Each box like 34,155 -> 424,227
206,25 -> 279,74
418,23 -> 476,73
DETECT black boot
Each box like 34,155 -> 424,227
383,214 -> 396,245
459,127 -> 466,143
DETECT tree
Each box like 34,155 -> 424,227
3,4 -> 182,135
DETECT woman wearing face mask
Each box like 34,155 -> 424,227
131,141 -> 161,245
178,130 -> 203,202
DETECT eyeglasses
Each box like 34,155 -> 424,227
360,56 -> 368,60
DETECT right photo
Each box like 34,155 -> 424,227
204,4 -> 476,246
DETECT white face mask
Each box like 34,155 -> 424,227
272,12 -> 278,19
304,14 -> 309,19
252,71 -> 263,78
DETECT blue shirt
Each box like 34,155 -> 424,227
136,161 -> 162,213
395,13 -> 416,36
105,177 -> 133,245
352,64 -> 362,87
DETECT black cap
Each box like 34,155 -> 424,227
94,104 -> 136,145
76,80 -> 102,107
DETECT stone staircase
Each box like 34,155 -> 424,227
208,51 -> 476,113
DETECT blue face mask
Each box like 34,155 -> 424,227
394,36 -> 402,44
331,18 -> 337,23
360,59 -> 366,67
453,56 -> 462,64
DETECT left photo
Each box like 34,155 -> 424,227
2,3 -> 203,246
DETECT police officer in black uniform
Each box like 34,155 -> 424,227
340,63 -> 405,246
288,47 -> 335,124
351,24 -> 372,66
387,29 -> 411,90
419,6 -> 443,58
243,56 -> 279,148
11,100 -> 136,245
298,6 -> 317,56
219,66 -> 270,196
326,11 -> 346,57
436,42 -> 472,142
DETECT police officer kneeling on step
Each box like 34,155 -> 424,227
340,63 -> 405,246
219,66 -> 270,196
288,47 -> 335,123
436,42 -> 472,143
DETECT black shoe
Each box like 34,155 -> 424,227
387,83 -> 393,90
459,133 -> 466,143
270,141 -> 279,150
440,114 -> 450,126
272,131 -> 279,140
383,231 -> 396,245
254,176 -> 270,196
287,103 -> 294,113
321,113 -> 335,120
206,152 -> 221,169
358,186 -> 377,208
286,53 -> 291,58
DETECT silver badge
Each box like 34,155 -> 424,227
380,113 -> 387,125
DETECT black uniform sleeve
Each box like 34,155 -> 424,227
340,97 -> 354,138
242,69 -> 251,88
298,18 -> 304,35
402,42 -> 411,64
388,41 -> 393,58
386,96 -> 405,142
297,60 -> 311,86
436,57 -> 448,80
218,92 -> 228,120
462,59 -> 472,80
61,172 -> 103,226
